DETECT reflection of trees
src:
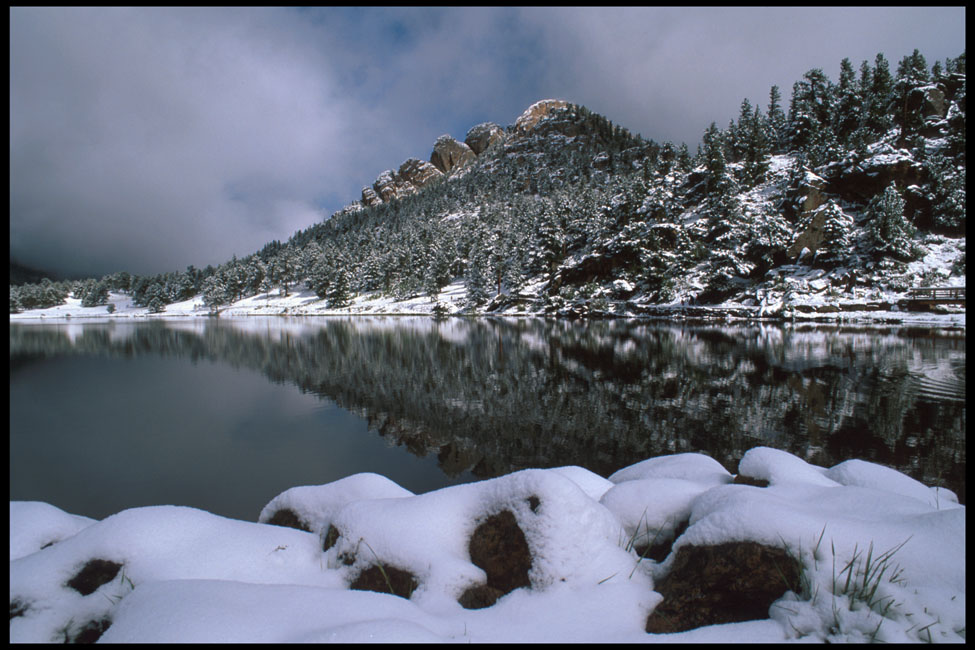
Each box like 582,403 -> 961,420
9,319 -> 966,501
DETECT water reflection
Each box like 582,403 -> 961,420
10,317 -> 966,504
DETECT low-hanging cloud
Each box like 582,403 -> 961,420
9,7 -> 965,279
10,7 -> 375,277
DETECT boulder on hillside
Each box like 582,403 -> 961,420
465,122 -> 506,155
919,85 -> 948,118
398,157 -> 443,188
373,170 -> 402,203
361,159 -> 444,207
361,186 -> 382,207
430,135 -> 476,174
798,173 -> 829,215
514,99 -> 570,133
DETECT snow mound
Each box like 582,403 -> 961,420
608,451 -> 732,487
324,469 -> 641,609
825,458 -> 960,510
9,447 -> 966,643
738,446 -> 839,487
10,501 -> 97,562
600,478 -> 709,550
258,472 -> 414,535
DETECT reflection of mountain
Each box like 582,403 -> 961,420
10,319 -> 966,501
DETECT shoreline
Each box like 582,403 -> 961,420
10,307 -> 967,329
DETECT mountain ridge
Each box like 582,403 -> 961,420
11,50 -> 966,319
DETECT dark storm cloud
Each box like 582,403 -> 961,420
9,7 -> 965,279
10,7 -> 373,277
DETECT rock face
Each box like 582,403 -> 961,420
920,85 -> 947,118
465,122 -> 505,155
515,99 -> 570,133
645,541 -> 801,633
360,186 -> 382,207
798,174 -> 829,214
360,158 -> 444,207
824,145 -> 923,203
398,157 -> 443,188
787,203 -> 831,259
430,135 -> 476,174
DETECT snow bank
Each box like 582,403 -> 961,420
9,447 -> 965,643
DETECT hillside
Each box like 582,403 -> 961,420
10,50 -> 966,320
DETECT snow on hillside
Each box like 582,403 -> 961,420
9,447 -> 965,643
9,273 -> 965,327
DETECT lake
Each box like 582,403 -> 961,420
9,317 -> 966,521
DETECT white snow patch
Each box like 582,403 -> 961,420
9,447 -> 966,643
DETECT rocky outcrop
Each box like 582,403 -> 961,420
360,186 -> 382,207
798,173 -> 829,215
359,158 -> 444,208
398,157 -> 443,188
430,135 -> 476,174
645,541 -> 801,633
920,85 -> 947,118
465,122 -> 505,155
823,145 -> 923,203
515,99 -> 570,133
787,201 -> 835,259
373,170 -> 404,202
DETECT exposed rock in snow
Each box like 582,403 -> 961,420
430,135 -> 476,174
514,99 -> 570,133
9,447 -> 966,643
464,122 -> 505,155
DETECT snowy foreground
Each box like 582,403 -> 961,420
10,447 -> 965,643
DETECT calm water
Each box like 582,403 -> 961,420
9,317 -> 966,520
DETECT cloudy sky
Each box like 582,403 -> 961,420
9,7 -> 966,279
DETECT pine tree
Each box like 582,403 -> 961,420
866,183 -> 918,261
788,68 -> 836,164
80,279 -> 109,307
894,48 -> 931,146
10,289 -> 23,314
424,238 -> 453,297
813,201 -> 854,268
326,257 -> 354,308
701,122 -> 735,200
865,53 -> 894,136
741,105 -> 771,187
834,58 -> 862,146
201,275 -> 229,308
306,257 -> 332,299
925,153 -> 966,234
465,248 -> 491,308
766,85 -> 788,154
147,296 -> 166,313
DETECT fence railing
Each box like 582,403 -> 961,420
906,287 -> 965,301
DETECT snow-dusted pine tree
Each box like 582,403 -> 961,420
866,183 -> 918,261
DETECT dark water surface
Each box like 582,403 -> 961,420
10,317 -> 966,520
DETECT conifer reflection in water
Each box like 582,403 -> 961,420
9,318 -> 965,502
